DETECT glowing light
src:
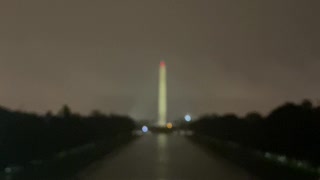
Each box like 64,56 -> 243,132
160,61 -> 166,67
184,114 -> 192,122
166,123 -> 173,129
142,126 -> 148,133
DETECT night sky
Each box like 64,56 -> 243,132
0,0 -> 319,120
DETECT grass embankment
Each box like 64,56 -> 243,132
188,134 -> 319,180
1,133 -> 139,180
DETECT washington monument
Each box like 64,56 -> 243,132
158,61 -> 167,126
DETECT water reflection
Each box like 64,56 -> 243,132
156,134 -> 168,179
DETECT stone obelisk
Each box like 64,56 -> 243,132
158,61 -> 167,126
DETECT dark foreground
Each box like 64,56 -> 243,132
4,133 -> 317,180
77,134 -> 258,180
190,134 -> 319,180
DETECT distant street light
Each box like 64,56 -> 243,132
142,126 -> 148,133
184,114 -> 192,122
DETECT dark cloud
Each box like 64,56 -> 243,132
0,0 -> 319,120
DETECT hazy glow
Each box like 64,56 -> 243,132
184,114 -> 192,122
142,126 -> 148,133
166,123 -> 173,129
0,1 -> 319,119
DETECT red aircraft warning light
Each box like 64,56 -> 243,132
160,61 -> 166,67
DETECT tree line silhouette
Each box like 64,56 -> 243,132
0,105 -> 135,168
189,100 -> 320,166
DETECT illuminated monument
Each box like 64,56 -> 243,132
158,61 -> 167,126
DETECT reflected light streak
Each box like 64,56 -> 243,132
157,134 -> 168,178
